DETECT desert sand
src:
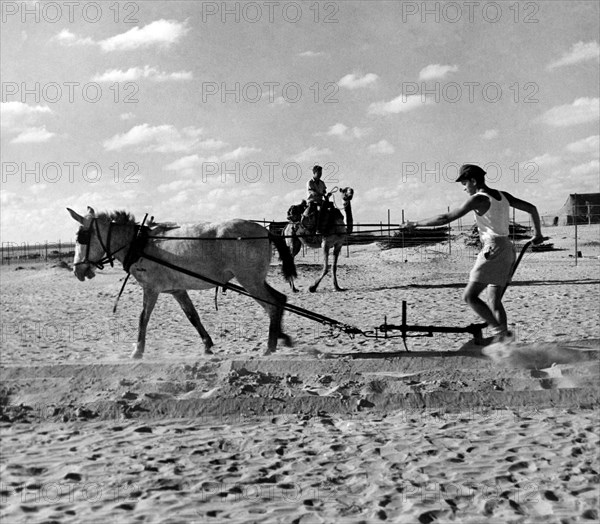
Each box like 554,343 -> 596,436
1,225 -> 599,523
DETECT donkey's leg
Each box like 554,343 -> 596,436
131,289 -> 158,359
309,245 -> 330,293
171,290 -> 214,354
332,243 -> 344,291
267,283 -> 293,349
236,277 -> 291,355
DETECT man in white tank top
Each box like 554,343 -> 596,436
404,164 -> 544,343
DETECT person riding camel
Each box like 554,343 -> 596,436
305,165 -> 328,234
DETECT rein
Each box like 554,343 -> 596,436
74,219 -> 129,270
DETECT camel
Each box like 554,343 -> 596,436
282,187 -> 354,293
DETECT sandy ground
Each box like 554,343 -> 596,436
1,225 -> 599,523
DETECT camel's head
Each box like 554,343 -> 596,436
340,187 -> 354,202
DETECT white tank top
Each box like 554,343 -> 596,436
475,190 -> 510,242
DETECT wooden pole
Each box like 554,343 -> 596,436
574,195 -> 578,266
387,209 -> 391,249
447,206 -> 451,255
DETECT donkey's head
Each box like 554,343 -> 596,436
67,206 -> 103,281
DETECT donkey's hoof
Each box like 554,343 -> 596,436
130,351 -> 143,360
279,334 -> 293,347
308,285 -> 318,293
264,347 -> 277,356
204,347 -> 214,355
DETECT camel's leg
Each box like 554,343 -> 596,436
131,289 -> 159,359
171,290 -> 214,354
236,276 -> 291,355
309,245 -> 330,293
287,236 -> 302,292
332,243 -> 344,291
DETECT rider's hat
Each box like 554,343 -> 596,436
312,165 -> 322,174
455,164 -> 486,182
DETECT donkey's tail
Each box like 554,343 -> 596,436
269,232 -> 297,282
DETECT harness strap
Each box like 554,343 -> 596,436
137,251 -> 363,335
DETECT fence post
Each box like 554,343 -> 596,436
447,206 -> 451,255
573,200 -> 578,265
387,209 -> 391,249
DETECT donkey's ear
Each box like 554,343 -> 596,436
67,208 -> 84,225
87,206 -> 96,216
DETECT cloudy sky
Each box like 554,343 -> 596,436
1,1 -> 599,243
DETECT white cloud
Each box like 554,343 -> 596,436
291,147 -> 331,163
100,19 -> 189,51
221,146 -> 261,161
539,98 -> 600,127
566,135 -> 599,156
53,19 -> 188,52
529,153 -> 562,167
368,94 -> 432,115
10,126 -> 55,144
482,129 -> 498,140
30,184 -> 48,195
547,41 -> 600,70
0,190 -> 22,206
323,122 -> 371,140
163,146 -> 262,175
338,72 -> 379,90
157,179 -> 194,193
298,51 -> 325,57
164,155 -> 201,172
418,64 -> 458,81
570,159 -> 599,176
103,124 -> 205,153
92,65 -> 192,83
51,28 -> 94,46
198,138 -> 228,150
368,139 -> 395,154
1,101 -> 52,130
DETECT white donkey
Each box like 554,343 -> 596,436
68,207 -> 296,358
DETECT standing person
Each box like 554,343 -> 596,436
404,164 -> 544,342
305,165 -> 328,234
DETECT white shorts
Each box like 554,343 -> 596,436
469,237 -> 516,286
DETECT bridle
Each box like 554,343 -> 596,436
74,218 -> 128,270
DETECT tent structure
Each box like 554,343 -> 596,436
543,193 -> 600,226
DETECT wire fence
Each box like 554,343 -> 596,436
2,215 -> 598,266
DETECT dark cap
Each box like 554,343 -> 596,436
455,164 -> 486,182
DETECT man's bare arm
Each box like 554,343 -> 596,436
503,192 -> 544,242
407,194 -> 488,227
